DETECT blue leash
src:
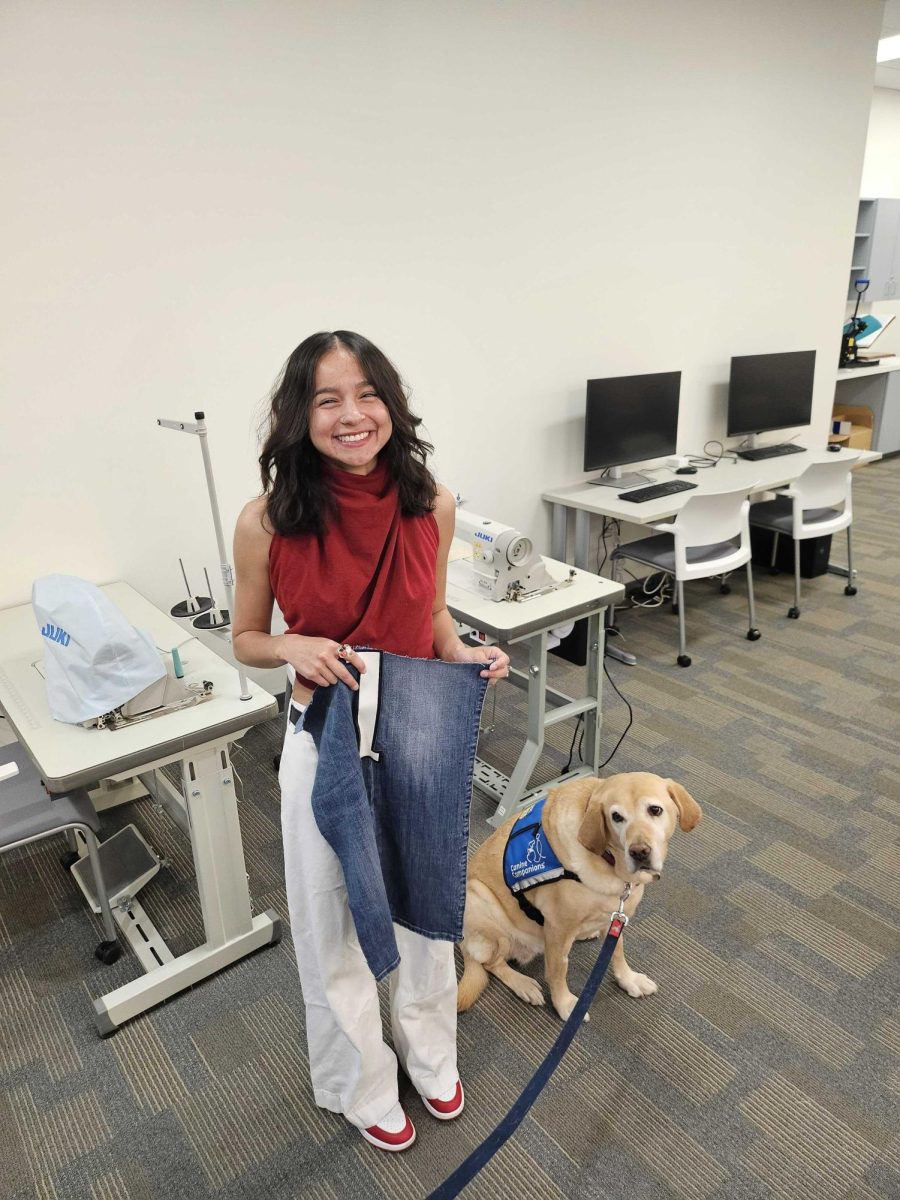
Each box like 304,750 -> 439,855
426,890 -> 631,1200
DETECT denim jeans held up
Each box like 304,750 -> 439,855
299,651 -> 487,982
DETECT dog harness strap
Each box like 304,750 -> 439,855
513,889 -> 544,925
512,868 -> 581,925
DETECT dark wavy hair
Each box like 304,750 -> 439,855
259,330 -> 437,537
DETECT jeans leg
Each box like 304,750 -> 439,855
389,926 -> 458,1099
280,719 -> 399,1129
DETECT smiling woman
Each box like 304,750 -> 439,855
229,329 -> 510,1153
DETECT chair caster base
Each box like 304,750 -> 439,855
95,940 -> 121,966
747,628 -> 761,641
60,850 -> 80,871
676,654 -> 691,668
844,586 -> 857,596
787,607 -> 800,619
719,584 -> 731,595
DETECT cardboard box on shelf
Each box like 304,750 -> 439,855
831,404 -> 873,452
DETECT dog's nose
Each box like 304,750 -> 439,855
630,843 -> 651,866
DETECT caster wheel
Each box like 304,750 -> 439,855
720,584 -> 732,595
60,850 -> 80,871
787,607 -> 800,620
844,585 -> 857,596
95,940 -> 121,966
677,654 -> 691,668
747,628 -> 761,641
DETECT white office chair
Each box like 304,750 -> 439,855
609,484 -> 761,667
748,458 -> 857,619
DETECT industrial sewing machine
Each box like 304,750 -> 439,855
452,508 -> 573,602
94,668 -> 213,730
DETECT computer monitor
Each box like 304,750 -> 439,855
584,371 -> 681,488
727,350 -> 816,440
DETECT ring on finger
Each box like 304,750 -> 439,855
337,644 -> 353,661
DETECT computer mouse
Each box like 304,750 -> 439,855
827,443 -> 841,452
675,466 -> 698,474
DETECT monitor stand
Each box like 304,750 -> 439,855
587,468 -> 651,489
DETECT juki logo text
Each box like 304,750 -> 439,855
41,623 -> 71,647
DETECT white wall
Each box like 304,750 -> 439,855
1,1 -> 883,634
858,87 -> 900,352
861,87 -> 900,196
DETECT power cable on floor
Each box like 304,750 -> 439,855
563,656 -> 634,773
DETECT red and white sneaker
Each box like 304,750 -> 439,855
360,1103 -> 416,1152
421,1081 -> 465,1121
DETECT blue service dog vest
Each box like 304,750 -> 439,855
502,797 -> 580,924
298,651 -> 487,982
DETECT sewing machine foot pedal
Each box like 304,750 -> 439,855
71,824 -> 161,914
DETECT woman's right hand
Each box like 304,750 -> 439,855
276,634 -> 367,691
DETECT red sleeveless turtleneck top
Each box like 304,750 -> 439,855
268,459 -> 440,690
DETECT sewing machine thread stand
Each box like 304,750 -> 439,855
171,557 -> 213,619
157,412 -> 251,700
192,567 -> 230,631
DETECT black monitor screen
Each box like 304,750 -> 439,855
727,350 -> 816,438
583,371 -> 681,472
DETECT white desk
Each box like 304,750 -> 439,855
0,582 -> 281,1033
446,553 -> 623,825
543,447 -> 878,570
835,359 -> 900,382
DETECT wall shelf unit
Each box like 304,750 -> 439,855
850,197 -> 900,301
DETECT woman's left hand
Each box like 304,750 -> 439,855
452,644 -> 510,686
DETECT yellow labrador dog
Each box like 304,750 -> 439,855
457,773 -> 701,1021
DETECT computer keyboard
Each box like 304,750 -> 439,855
617,480 -> 698,503
735,443 -> 805,461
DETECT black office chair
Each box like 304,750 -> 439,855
0,742 -> 121,965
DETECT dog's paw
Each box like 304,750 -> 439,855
511,977 -> 545,1007
617,971 -> 658,998
553,992 -> 589,1022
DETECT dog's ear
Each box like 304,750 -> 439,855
666,780 -> 702,831
577,791 -> 610,856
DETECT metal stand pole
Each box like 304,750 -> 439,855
157,411 -> 252,700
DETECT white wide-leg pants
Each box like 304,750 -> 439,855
280,712 -> 459,1130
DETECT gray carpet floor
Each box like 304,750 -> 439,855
1,457 -> 899,1200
